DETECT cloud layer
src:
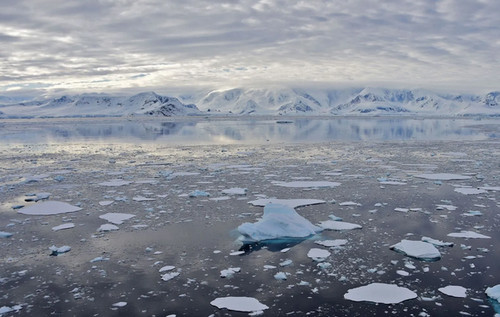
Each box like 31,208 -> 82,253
1,0 -> 499,95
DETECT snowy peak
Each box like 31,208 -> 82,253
483,91 -> 500,107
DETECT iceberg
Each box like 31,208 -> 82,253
344,283 -> 417,304
390,240 -> 441,261
18,201 -> 82,215
237,203 -> 322,242
210,296 -> 269,313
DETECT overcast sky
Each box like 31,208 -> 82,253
1,0 -> 499,97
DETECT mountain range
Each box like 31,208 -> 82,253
1,88 -> 499,118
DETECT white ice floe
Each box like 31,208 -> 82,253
19,201 -> 82,215
438,285 -> 467,298
318,220 -> 362,231
447,231 -> 491,239
112,302 -> 127,307
98,179 -> 132,187
0,305 -> 22,315
210,296 -> 269,313
99,213 -> 135,225
421,237 -> 454,247
272,181 -> 341,188
248,198 -> 325,208
390,240 -> 441,261
414,173 -> 471,180
161,272 -> 180,281
436,204 -> 457,211
220,267 -> 241,278
132,196 -> 156,201
339,201 -> 361,206
237,203 -> 322,242
454,187 -> 488,195
49,245 -> 71,255
0,231 -> 13,238
98,200 -> 114,206
51,223 -> 75,231
209,196 -> 231,201
315,239 -> 348,248
97,224 -> 119,232
307,248 -> 331,261
222,188 -> 247,195
344,283 -> 418,304
188,190 -> 210,197
486,285 -> 500,304
159,266 -> 175,273
274,272 -> 287,280
397,270 -> 410,276
480,186 -> 500,191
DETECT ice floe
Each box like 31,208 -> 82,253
344,283 -> 417,304
112,302 -> 127,307
317,220 -> 362,231
486,285 -> 500,304
18,201 -> 82,215
421,237 -> 453,247
272,181 -> 340,188
248,198 -> 325,208
447,231 -> 491,239
314,239 -> 348,248
159,265 -> 175,273
188,190 -> 210,197
454,187 -> 488,195
390,240 -> 441,261
274,272 -> 287,280
97,224 -> 119,232
237,203 -> 322,242
51,223 -> 75,231
210,296 -> 268,313
222,188 -> 247,195
307,248 -> 331,261
98,200 -> 114,206
0,231 -> 13,238
161,272 -> 180,281
132,195 -> 156,201
220,267 -> 241,278
49,245 -> 71,256
98,179 -> 132,187
414,173 -> 471,180
0,305 -> 22,315
99,213 -> 135,225
438,285 -> 467,298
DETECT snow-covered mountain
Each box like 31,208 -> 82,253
1,88 -> 499,118
0,92 -> 200,118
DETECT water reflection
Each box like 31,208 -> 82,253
0,118 -> 498,145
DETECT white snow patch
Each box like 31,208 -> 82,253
318,220 -> 362,231
390,240 -> 441,261
19,201 -> 82,215
237,203 -> 322,242
210,296 -> 268,313
51,223 -> 75,231
99,213 -> 135,225
447,231 -> 491,239
438,285 -> 467,298
344,283 -> 417,304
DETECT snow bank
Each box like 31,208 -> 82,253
237,203 -> 322,242
344,283 -> 417,304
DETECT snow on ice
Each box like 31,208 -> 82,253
210,296 -> 269,313
390,240 -> 441,261
237,203 -> 322,242
18,201 -> 82,215
344,283 -> 417,304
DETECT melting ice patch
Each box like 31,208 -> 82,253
272,181 -> 341,188
18,201 -> 82,215
414,173 -> 471,180
248,198 -> 325,208
390,240 -> 441,261
237,203 -> 322,242
210,296 -> 269,313
344,283 -> 417,304
438,285 -> 467,298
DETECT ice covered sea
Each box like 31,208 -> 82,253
0,117 -> 499,316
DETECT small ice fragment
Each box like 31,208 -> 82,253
210,296 -> 268,313
161,272 -> 180,281
414,173 -> 471,180
0,231 -> 13,238
307,248 -> 331,261
344,283 -> 417,304
454,187 -> 488,195
222,188 -> 247,195
318,220 -> 362,231
462,210 -> 482,216
390,240 -> 441,261
438,286 -> 467,298
132,196 -> 156,201
51,223 -> 75,231
317,262 -> 332,270
421,237 -> 454,247
328,214 -> 342,221
248,198 -> 326,208
99,200 -> 114,206
315,239 -> 348,247
394,208 -> 409,213
99,213 -> 135,225
274,272 -> 287,280
159,266 -> 175,272
19,201 -> 82,215
230,251 -> 245,256
447,231 -> 491,239
49,245 -> 71,256
98,179 -> 132,187
397,270 -> 410,276
280,248 -> 290,253
272,181 -> 341,188
90,256 -> 109,263
220,267 -> 241,278
188,190 -> 210,197
279,259 -> 292,267
97,224 -> 119,232
112,302 -> 127,307
436,204 -> 457,211
339,201 -> 361,206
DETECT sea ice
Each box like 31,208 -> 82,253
99,213 -> 135,225
132,196 -> 156,201
421,237 -> 454,247
98,200 -> 114,206
159,266 -> 175,273
18,201 -> 82,215
314,239 -> 348,247
221,267 -> 241,278
222,188 -> 247,195
51,223 -> 75,231
98,179 -> 132,187
210,296 -> 269,313
344,283 -> 418,304
188,190 -> 210,197
438,285 -> 467,298
318,220 -> 362,231
97,224 -> 119,232
237,203 -> 322,242
0,305 -> 22,314
447,231 -> 491,239
414,173 -> 471,180
307,248 -> 331,261
274,272 -> 287,280
272,181 -> 341,188
390,240 -> 441,261
112,302 -> 127,307
49,245 -> 71,256
486,285 -> 500,303
248,198 -> 326,208
454,187 -> 488,195
0,231 -> 13,238
161,272 -> 180,281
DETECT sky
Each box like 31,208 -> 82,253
1,0 -> 499,98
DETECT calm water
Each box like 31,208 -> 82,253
1,117 -> 499,145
